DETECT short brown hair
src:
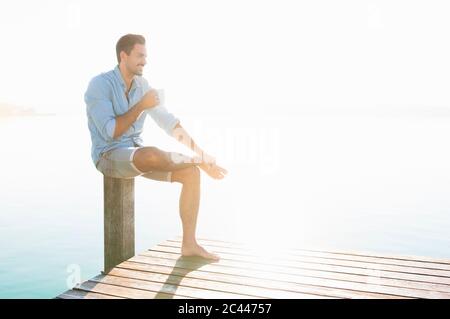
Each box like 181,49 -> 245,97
116,34 -> 146,64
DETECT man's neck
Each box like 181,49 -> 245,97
118,64 -> 134,93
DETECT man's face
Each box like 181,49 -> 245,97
122,43 -> 147,76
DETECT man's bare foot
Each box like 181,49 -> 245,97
181,243 -> 221,261
199,163 -> 228,179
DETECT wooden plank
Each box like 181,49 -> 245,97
138,249 -> 449,298
163,241 -> 450,277
107,267 -> 330,299
118,261 -> 382,299
176,236 -> 450,266
170,238 -> 450,271
89,274 -> 263,299
77,280 -> 192,299
162,241 -> 450,278
104,176 -> 135,273
121,252 -> 450,295
121,259 -> 404,299
57,289 -> 124,299
129,254 -> 411,299
153,246 -> 450,284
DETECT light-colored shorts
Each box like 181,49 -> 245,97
96,145 -> 173,182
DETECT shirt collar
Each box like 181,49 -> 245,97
113,65 -> 142,91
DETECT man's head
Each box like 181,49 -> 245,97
116,34 -> 147,76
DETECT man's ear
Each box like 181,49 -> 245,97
120,51 -> 128,62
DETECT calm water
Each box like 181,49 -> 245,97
0,112 -> 449,298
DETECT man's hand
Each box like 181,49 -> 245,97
171,123 -> 227,179
199,162 -> 228,180
198,151 -> 216,165
138,89 -> 160,111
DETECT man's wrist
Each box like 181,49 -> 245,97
135,101 -> 145,114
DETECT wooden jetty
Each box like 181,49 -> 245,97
58,236 -> 450,299
57,177 -> 450,299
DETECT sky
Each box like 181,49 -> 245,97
1,0 -> 450,115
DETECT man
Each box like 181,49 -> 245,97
85,34 -> 227,261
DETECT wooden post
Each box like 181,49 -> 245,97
103,176 -> 135,273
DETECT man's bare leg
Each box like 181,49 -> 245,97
171,166 -> 220,261
134,146 -> 226,260
134,146 -> 228,177
133,146 -> 201,172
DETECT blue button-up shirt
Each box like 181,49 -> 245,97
85,65 -> 180,166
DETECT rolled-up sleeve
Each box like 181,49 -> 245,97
84,77 -> 116,141
147,105 -> 180,136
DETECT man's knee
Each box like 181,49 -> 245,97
134,146 -> 166,168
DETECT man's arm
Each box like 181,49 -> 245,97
113,90 -> 160,139
172,122 -> 228,180
171,123 -> 215,164
113,103 -> 144,139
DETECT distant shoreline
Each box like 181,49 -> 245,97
0,113 -> 57,118
0,103 -> 57,117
